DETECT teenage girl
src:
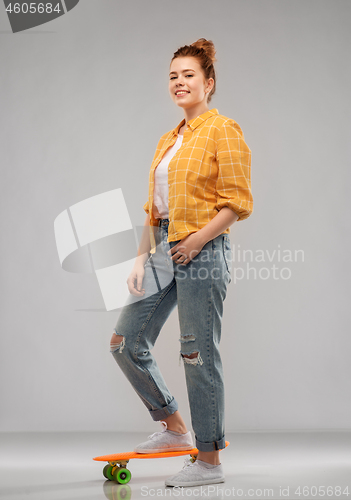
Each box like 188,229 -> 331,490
110,38 -> 253,487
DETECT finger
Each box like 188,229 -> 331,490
127,276 -> 144,295
134,279 -> 145,294
136,275 -> 144,291
170,251 -> 180,261
181,257 -> 191,266
130,286 -> 145,296
176,255 -> 187,263
169,244 -> 185,256
174,253 -> 185,262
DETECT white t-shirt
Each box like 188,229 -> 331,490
153,131 -> 183,218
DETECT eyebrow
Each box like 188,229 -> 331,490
169,69 -> 195,76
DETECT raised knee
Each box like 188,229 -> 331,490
110,332 -> 126,353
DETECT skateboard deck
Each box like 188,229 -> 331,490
93,440 -> 230,484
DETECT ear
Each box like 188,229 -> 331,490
205,77 -> 214,93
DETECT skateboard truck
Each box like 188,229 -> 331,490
108,459 -> 129,467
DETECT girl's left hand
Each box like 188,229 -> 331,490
167,232 -> 205,266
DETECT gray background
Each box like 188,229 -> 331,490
0,0 -> 350,433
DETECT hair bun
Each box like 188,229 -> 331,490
191,38 -> 217,64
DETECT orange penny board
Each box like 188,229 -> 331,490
93,440 -> 230,462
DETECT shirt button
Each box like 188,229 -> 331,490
168,184 -> 170,187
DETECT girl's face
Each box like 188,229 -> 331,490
169,56 -> 213,110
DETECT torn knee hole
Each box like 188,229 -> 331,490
110,332 -> 126,353
182,352 -> 199,359
180,333 -> 196,342
180,351 -> 204,366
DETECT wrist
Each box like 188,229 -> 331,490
195,229 -> 208,247
135,253 -> 149,267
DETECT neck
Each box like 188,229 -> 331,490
183,103 -> 210,125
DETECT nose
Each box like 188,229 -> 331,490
176,75 -> 185,86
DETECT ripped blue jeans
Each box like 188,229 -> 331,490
110,218 -> 232,452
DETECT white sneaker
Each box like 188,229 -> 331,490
134,421 -> 194,453
165,456 -> 225,487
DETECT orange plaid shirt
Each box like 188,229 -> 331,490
143,108 -> 253,253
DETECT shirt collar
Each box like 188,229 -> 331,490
173,108 -> 219,135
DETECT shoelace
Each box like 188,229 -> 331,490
147,420 -> 168,440
182,456 -> 195,469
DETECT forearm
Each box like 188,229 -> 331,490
135,214 -> 152,266
196,207 -> 239,246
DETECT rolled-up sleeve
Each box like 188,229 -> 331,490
215,119 -> 253,221
143,200 -> 149,214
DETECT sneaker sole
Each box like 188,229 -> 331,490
134,445 -> 194,454
165,476 -> 225,487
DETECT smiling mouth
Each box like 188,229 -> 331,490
175,91 -> 189,96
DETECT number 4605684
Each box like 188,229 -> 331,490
6,3 -> 61,14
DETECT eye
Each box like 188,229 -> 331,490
170,74 -> 193,80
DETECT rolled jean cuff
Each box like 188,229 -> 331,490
149,397 -> 178,421
195,435 -> 226,452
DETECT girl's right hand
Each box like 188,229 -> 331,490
127,263 -> 146,296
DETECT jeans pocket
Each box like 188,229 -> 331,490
222,236 -> 232,280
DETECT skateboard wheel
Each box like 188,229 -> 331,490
103,464 -> 111,479
104,464 -> 115,481
114,467 -> 132,484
